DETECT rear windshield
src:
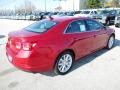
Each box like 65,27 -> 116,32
25,20 -> 58,33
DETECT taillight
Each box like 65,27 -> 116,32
16,42 -> 22,49
23,43 -> 32,51
23,42 -> 36,51
15,42 -> 36,51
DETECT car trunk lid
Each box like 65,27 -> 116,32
8,29 -> 44,53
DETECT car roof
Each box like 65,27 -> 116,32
48,16 -> 89,23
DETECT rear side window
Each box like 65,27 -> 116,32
65,20 -> 86,33
85,19 -> 103,31
25,20 -> 58,33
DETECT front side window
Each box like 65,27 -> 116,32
85,19 -> 103,31
25,20 -> 58,33
65,20 -> 86,33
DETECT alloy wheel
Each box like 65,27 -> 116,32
108,36 -> 114,49
54,52 -> 74,75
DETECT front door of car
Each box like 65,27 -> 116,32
85,19 -> 109,51
65,20 -> 94,59
93,29 -> 108,50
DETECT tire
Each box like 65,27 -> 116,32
115,24 -> 118,27
115,24 -> 120,28
118,24 -> 120,28
106,35 -> 115,49
54,51 -> 74,75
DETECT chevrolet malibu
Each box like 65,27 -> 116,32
6,16 -> 115,75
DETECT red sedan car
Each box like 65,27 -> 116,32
6,16 -> 115,75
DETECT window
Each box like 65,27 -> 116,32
100,10 -> 110,14
90,11 -> 97,14
110,10 -> 117,15
85,19 -> 103,31
25,20 -> 58,33
94,11 -> 98,14
90,11 -> 94,14
65,20 -> 86,33
81,11 -> 90,14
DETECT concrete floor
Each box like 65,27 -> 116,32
0,19 -> 120,90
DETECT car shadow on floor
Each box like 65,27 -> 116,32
40,39 -> 120,77
114,39 -> 120,46
0,68 -> 18,77
70,39 -> 120,74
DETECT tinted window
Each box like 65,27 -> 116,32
90,11 -> 94,14
25,20 -> 58,33
81,11 -> 90,14
86,19 -> 103,31
94,11 -> 98,14
66,20 -> 86,33
100,10 -> 110,14
110,10 -> 117,15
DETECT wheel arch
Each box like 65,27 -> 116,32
106,32 -> 115,49
53,49 -> 75,68
111,33 -> 115,38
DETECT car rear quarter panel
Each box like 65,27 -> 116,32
30,21 -> 72,67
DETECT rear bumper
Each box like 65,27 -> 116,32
6,46 -> 55,73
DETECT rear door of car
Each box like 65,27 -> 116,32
85,19 -> 109,51
65,20 -> 95,59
